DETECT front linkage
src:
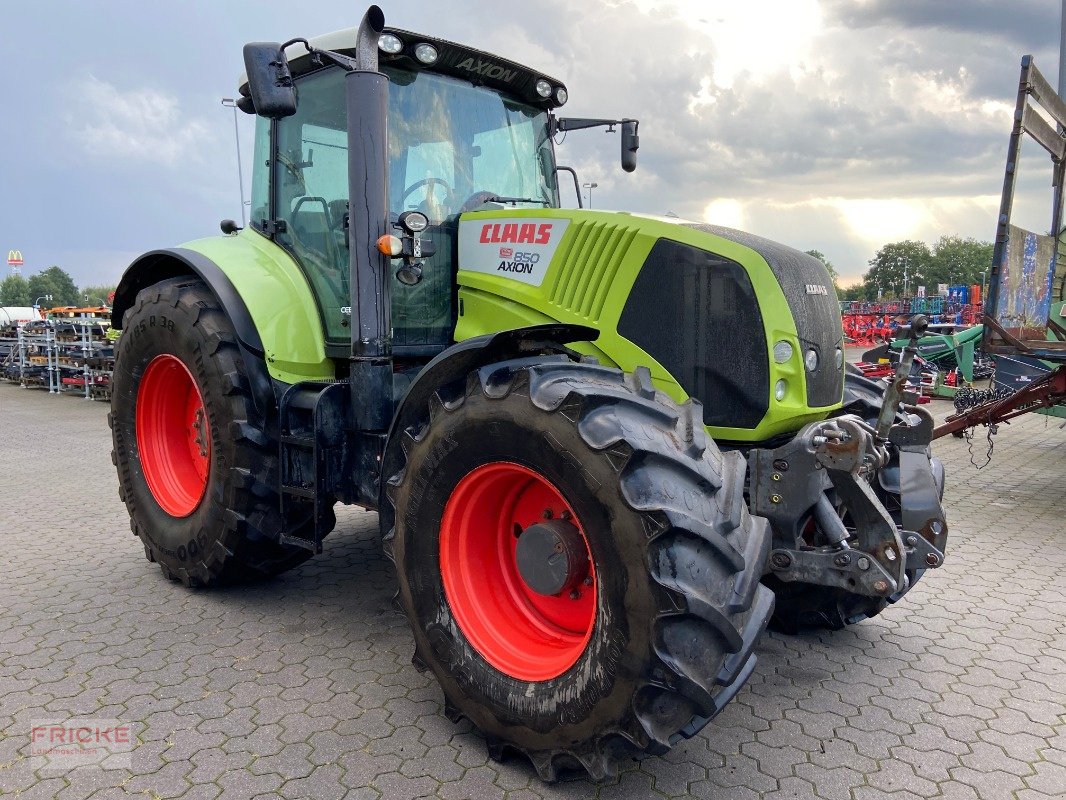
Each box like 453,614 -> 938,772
751,411 -> 946,599
750,317 -> 947,624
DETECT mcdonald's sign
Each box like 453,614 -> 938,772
7,250 -> 23,267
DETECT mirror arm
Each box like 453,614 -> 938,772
556,117 -> 629,133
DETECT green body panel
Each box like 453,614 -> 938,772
454,208 -> 841,442
183,229 -> 334,384
194,210 -> 843,441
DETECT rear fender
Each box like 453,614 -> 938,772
112,246 -> 276,422
113,230 -> 334,385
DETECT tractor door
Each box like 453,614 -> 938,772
251,64 -> 557,355
253,66 -> 455,354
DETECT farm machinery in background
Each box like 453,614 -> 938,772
858,323 -> 993,400
840,57 -> 1066,452
935,56 -> 1066,440
841,289 -> 985,348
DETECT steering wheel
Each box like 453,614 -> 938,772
400,177 -> 455,211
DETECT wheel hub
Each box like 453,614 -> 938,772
515,519 -> 589,596
439,461 -> 597,681
135,354 -> 211,518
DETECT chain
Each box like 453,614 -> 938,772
953,384 -> 1015,413
962,423 -> 998,468
954,363 -> 1012,468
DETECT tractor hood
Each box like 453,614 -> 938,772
454,208 -> 844,442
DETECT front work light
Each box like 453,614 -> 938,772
773,340 -> 793,364
804,349 -> 819,372
414,43 -> 438,64
378,34 -> 403,54
535,79 -> 553,98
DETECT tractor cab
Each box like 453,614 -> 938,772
243,28 -> 566,356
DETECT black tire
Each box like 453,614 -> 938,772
385,359 -> 773,781
109,277 -> 332,586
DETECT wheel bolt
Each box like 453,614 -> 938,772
569,590 -> 580,600
560,510 -> 572,521
542,509 -> 553,519
583,576 -> 593,586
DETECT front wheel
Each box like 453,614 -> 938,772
110,277 -> 331,586
385,359 -> 773,780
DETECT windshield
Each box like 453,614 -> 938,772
264,66 -> 556,347
386,67 -> 557,218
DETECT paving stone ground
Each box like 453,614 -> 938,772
0,379 -> 1064,799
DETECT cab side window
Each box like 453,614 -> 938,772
272,69 -> 351,343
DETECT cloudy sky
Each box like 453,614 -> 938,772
2,0 -> 1064,288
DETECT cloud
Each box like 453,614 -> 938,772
501,0 -> 1057,279
10,0 -> 1062,287
70,76 -> 214,166
823,0 -> 1054,46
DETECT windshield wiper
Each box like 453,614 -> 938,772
488,195 -> 550,206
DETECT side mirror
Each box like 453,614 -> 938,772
243,42 -> 297,118
620,119 -> 639,173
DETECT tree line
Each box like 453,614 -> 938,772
0,267 -> 115,308
836,236 -> 994,302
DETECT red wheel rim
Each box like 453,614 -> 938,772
440,462 -> 596,681
136,354 -> 211,518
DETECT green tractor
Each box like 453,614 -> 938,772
109,6 -> 948,780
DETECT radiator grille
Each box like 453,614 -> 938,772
548,221 -> 637,321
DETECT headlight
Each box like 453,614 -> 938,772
414,43 -> 438,64
555,87 -> 568,105
398,210 -> 429,233
535,79 -> 553,98
378,34 -> 403,54
775,379 -> 788,401
773,340 -> 793,364
804,349 -> 819,372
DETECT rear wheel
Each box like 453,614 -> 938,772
110,277 -> 331,586
386,359 -> 773,780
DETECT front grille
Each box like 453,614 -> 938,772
618,239 -> 769,428
683,224 -> 844,408
548,220 -> 637,322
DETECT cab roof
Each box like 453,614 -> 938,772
238,27 -> 568,110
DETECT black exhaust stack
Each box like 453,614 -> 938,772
345,5 -> 391,431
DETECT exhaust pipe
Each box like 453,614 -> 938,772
354,5 -> 385,71
346,5 -> 391,431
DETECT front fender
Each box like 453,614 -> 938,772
378,323 -> 597,523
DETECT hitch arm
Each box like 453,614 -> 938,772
875,314 -> 928,439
